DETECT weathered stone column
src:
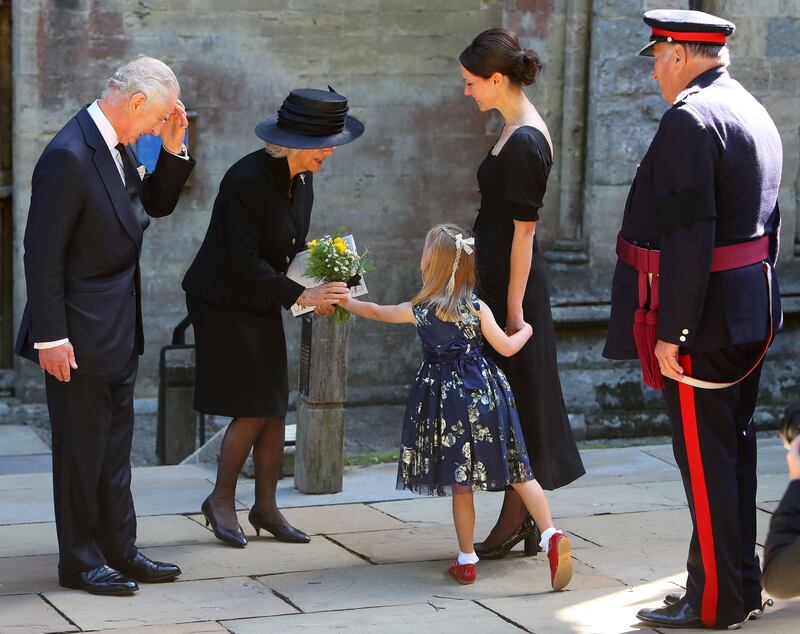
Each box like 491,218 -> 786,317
294,314 -> 349,494
545,0 -> 592,267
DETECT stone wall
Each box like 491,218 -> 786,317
9,0 -> 800,435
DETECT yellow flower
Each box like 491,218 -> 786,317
307,239 -> 318,248
334,237 -> 347,254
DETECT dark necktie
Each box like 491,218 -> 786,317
115,143 -> 149,231
115,143 -> 139,196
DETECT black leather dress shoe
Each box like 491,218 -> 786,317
664,592 -> 771,622
664,591 -> 684,606
109,552 -> 181,583
637,597 -> 703,628
59,565 -> 138,596
249,507 -> 310,543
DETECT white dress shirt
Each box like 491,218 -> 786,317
35,101 -> 186,351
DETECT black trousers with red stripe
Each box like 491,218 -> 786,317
662,341 -> 764,629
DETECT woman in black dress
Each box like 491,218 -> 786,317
182,88 -> 363,547
459,29 -> 585,558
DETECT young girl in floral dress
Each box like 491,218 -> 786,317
340,223 -> 572,590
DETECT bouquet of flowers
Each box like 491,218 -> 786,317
304,229 -> 373,323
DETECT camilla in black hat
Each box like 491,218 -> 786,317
182,88 -> 364,548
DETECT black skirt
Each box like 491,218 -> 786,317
186,294 -> 288,418
481,243 -> 586,490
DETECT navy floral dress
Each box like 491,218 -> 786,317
397,295 -> 534,496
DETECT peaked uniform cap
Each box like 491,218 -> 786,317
639,9 -> 735,57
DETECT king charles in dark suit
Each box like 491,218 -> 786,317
15,57 -> 195,595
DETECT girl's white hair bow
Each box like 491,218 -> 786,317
453,233 -> 475,255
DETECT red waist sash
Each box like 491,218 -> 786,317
615,233 -> 770,390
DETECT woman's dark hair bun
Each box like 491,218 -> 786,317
459,28 -> 544,87
511,49 -> 543,86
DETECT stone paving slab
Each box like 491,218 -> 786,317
560,509 -> 692,547
249,463 -> 420,509
139,536 -> 367,582
572,540 -> 688,587
0,553 -> 61,596
573,446 -> 679,486
0,593 -> 77,633
44,577 -> 296,631
370,495 -> 502,527
480,576 -> 688,634
187,502 -> 408,538
0,514 -> 212,558
330,524 -> 592,565
0,473 -> 54,525
0,425 -> 50,456
258,557 -> 623,613
0,454 -> 52,475
222,598 -> 523,633
758,501 -> 779,513
642,437 -> 789,476
91,623 -> 228,634
371,482 -> 690,528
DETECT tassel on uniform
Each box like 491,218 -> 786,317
633,308 -> 663,390
644,309 -> 664,390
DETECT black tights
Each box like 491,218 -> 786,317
207,416 -> 289,530
479,487 -> 530,547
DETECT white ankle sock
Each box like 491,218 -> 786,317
458,550 -> 479,565
539,527 -> 561,554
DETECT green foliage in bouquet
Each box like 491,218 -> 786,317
304,228 -> 373,323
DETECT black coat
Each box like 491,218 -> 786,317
763,480 -> 800,599
15,106 -> 195,376
182,150 -> 309,316
603,67 -> 782,359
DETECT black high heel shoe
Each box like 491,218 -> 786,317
248,507 -> 310,544
201,497 -> 247,548
474,516 -> 542,559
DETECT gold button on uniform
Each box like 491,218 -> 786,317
682,328 -> 689,335
679,335 -> 687,342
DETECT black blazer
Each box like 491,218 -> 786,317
15,106 -> 195,376
182,150 -> 310,316
763,480 -> 800,599
604,67 -> 783,359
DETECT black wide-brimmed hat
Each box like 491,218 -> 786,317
255,87 -> 365,149
639,9 -> 735,57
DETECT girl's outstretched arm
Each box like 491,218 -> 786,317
478,300 -> 532,356
339,296 -> 415,324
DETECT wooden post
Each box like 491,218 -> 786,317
294,313 -> 349,493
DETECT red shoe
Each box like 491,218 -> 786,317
548,532 -> 573,591
447,561 -> 477,585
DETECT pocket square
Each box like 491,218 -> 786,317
136,165 -> 146,180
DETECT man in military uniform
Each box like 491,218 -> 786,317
603,9 -> 783,630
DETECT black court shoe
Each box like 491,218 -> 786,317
473,516 -> 542,560
201,497 -> 247,548
249,507 -> 310,543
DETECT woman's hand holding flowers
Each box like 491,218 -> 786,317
297,282 -> 351,308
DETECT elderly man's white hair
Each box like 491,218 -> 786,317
659,42 -> 730,68
103,56 -> 180,106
